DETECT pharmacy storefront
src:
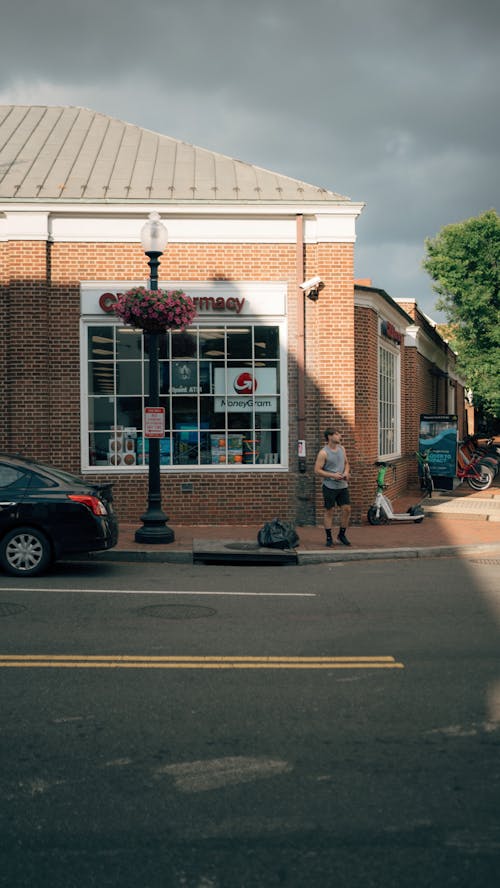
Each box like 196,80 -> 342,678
3,106 -> 466,529
81,282 -> 288,474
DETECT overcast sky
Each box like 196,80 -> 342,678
1,0 -> 499,320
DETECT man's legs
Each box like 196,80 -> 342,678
337,502 -> 352,546
339,503 -> 351,529
324,506 -> 335,546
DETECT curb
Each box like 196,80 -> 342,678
297,543 -> 500,564
68,542 -> 500,567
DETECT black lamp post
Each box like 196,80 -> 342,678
135,212 -> 175,544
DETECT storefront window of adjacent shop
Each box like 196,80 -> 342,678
86,324 -> 282,468
378,343 -> 400,459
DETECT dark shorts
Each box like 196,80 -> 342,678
322,485 -> 350,510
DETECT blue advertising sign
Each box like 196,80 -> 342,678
419,414 -> 458,478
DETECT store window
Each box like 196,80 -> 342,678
378,342 -> 400,459
84,323 -> 285,469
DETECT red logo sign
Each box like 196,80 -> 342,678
99,292 -> 119,312
381,320 -> 403,344
233,372 -> 257,394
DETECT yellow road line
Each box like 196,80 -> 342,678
0,655 -> 397,661
0,655 -> 404,669
0,663 -> 404,669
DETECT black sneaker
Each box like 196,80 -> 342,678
337,532 -> 351,547
325,537 -> 333,548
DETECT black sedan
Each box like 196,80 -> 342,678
0,455 -> 118,577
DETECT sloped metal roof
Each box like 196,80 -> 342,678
0,105 -> 349,204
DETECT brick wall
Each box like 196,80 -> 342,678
353,301 -> 466,511
308,243 -> 357,521
0,242 -> 8,452
353,306 -> 379,515
3,241 -> 52,459
2,238 -> 463,527
2,238 -> 356,526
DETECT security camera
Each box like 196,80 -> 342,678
300,275 -> 323,291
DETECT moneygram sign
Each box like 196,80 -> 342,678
214,368 -> 277,412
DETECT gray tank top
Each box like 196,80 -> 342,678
322,445 -> 348,490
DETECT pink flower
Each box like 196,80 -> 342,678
113,287 -> 196,331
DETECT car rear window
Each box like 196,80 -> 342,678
27,472 -> 58,489
0,464 -> 29,490
28,463 -> 86,486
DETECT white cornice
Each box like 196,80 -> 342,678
0,211 -> 50,240
405,323 -> 455,376
404,325 -> 421,349
354,289 -> 408,332
0,203 -> 364,244
0,201 -> 364,216
357,297 -> 459,379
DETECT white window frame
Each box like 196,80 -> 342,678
378,338 -> 401,460
80,317 -> 289,473
448,380 -> 456,415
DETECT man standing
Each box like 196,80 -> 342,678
314,428 -> 351,547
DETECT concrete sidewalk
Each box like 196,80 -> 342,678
86,481 -> 500,566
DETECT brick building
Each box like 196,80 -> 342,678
0,106 -> 465,526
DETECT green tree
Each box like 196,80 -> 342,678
423,209 -> 500,420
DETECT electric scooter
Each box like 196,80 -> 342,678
367,462 -> 425,525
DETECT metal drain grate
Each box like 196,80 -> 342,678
140,604 -> 216,620
470,559 -> 500,565
0,602 -> 27,617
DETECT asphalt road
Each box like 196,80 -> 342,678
1,556 -> 500,887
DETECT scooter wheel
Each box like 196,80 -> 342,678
367,506 -> 389,525
413,517 -> 424,524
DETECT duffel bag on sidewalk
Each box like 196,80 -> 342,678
257,518 -> 299,550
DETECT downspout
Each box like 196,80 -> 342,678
296,214 -> 306,472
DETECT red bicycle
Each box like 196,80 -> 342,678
457,444 -> 494,490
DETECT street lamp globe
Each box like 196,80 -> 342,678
140,212 -> 168,255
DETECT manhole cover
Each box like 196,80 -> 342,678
140,604 -> 216,620
0,602 -> 27,617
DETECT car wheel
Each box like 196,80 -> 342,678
0,527 -> 52,577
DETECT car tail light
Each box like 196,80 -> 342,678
68,494 -> 108,516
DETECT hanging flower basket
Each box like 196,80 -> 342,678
112,286 -> 196,333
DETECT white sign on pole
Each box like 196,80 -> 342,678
145,407 -> 165,438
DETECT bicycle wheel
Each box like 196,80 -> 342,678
467,465 -> 494,491
367,505 -> 389,525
